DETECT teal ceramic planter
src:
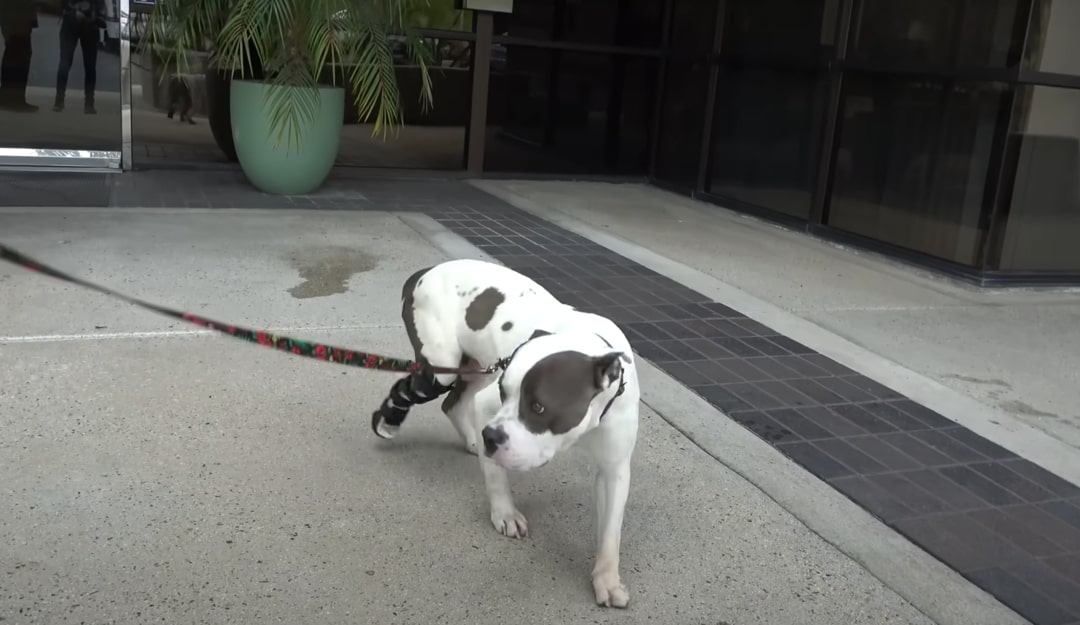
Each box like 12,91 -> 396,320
230,80 -> 345,195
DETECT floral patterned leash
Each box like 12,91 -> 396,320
0,243 -> 497,376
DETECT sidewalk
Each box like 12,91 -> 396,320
475,180 -> 1080,454
1,206 -> 959,625
1,172 -> 1074,625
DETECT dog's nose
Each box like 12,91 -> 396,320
482,426 -> 508,456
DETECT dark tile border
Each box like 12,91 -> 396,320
5,171 -> 1080,625
422,184 -> 1080,625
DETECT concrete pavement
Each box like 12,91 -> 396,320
0,208 -> 1019,624
473,180 -> 1080,459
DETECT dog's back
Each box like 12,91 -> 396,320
407,259 -> 565,362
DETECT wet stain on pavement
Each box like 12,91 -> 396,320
999,399 -> 1059,419
286,246 -> 377,299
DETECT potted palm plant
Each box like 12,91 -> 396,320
149,0 -> 434,195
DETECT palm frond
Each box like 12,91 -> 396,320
148,0 -> 436,148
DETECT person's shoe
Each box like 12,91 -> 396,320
84,101 -> 96,114
53,97 -> 64,112
0,100 -> 39,113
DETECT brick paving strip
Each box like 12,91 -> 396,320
4,170 -> 1080,625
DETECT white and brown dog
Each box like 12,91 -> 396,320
371,258 -> 640,608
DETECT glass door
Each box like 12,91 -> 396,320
0,0 -> 124,168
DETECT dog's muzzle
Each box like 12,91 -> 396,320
481,425 -> 508,457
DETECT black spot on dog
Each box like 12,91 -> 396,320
502,321 -> 513,331
402,267 -> 432,358
465,287 -> 505,331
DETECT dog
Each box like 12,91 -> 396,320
166,75 -> 195,125
371,258 -> 640,608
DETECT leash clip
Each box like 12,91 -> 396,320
477,357 -> 511,374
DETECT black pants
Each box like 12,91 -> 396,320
56,18 -> 98,102
0,31 -> 33,103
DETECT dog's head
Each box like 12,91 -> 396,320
481,330 -> 629,471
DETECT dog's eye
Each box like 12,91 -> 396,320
531,402 -> 545,414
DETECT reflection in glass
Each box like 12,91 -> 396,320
485,46 -> 656,175
828,77 -> 1010,265
406,1 -> 472,32
721,0 -> 839,64
338,38 -> 471,169
848,0 -> 1020,69
653,61 -> 709,188
651,0 -> 715,188
707,68 -> 826,219
0,0 -> 120,151
130,31 -> 472,169
997,86 -> 1080,271
54,0 -> 105,113
492,0 -> 665,48
1024,0 -> 1080,77
669,0 -> 717,54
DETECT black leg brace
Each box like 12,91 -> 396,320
371,366 -> 454,434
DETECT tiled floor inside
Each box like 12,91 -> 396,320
4,169 -> 1080,625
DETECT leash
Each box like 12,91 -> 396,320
0,243 -> 499,376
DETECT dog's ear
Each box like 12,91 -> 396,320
529,329 -> 551,341
592,351 -> 627,389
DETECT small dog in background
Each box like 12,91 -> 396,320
166,75 -> 196,125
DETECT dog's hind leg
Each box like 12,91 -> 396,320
371,266 -> 460,440
371,360 -> 457,439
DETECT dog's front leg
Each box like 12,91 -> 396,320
480,455 -> 528,538
591,460 -> 631,608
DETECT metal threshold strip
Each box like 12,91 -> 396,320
0,148 -> 121,172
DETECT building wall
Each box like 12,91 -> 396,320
649,0 -> 1080,279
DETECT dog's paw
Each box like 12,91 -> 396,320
592,570 -> 630,608
371,412 -> 399,440
490,505 -> 528,538
464,438 -> 479,456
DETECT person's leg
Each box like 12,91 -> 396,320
0,28 -> 14,99
54,20 -> 79,111
2,30 -> 36,109
79,23 -> 98,113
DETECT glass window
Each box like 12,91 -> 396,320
706,68 -> 828,219
652,0 -> 716,187
485,46 -> 657,175
996,86 -> 1080,271
493,0 -> 666,49
848,0 -> 1021,69
130,34 -> 471,170
340,37 -> 472,169
669,0 -> 717,54
653,61 -> 710,188
0,0 -> 121,152
721,0 -> 840,65
827,77 -> 1012,266
1024,0 -> 1080,76
129,12 -> 228,166
406,1 -> 473,32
